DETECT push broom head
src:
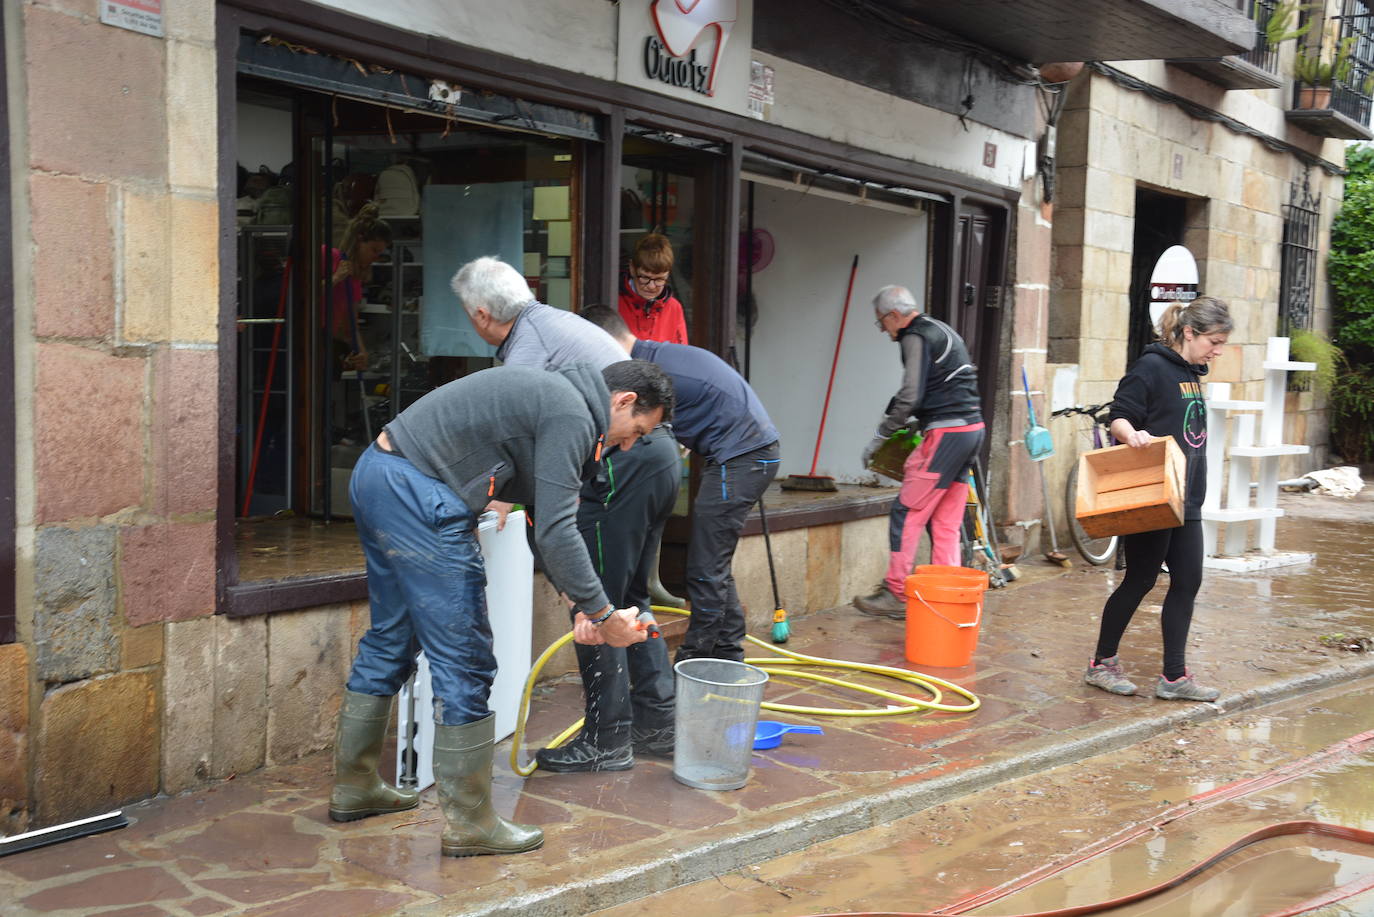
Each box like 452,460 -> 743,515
781,473 -> 837,492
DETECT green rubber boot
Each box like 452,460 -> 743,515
329,690 -> 420,822
434,715 -> 544,857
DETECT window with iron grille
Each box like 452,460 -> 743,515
1332,0 -> 1374,125
1280,172 -> 1320,389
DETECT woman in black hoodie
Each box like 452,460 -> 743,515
1084,296 -> 1233,702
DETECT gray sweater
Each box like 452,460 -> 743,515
384,363 -> 611,616
496,301 -> 627,370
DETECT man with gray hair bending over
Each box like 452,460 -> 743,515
853,285 -> 985,619
454,255 -> 627,370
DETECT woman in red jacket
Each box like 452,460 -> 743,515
618,232 -> 688,345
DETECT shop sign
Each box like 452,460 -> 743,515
1148,245 -> 1199,330
100,0 -> 163,38
645,0 -> 737,96
618,0 -> 753,114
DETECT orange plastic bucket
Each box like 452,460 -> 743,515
914,565 -> 990,590
903,571 -> 985,667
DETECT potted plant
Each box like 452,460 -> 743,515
1292,32 -> 1357,108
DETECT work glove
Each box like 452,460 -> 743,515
861,434 -> 885,468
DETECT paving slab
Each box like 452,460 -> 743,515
1,489 -> 1371,917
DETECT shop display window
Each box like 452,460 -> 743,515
234,79 -> 580,585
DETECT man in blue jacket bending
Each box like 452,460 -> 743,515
581,305 -> 780,663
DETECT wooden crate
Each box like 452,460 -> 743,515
1075,437 -> 1185,538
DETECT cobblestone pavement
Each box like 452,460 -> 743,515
2,490 -> 1372,917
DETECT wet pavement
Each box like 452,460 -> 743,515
2,488 -> 1373,917
595,675 -> 1374,916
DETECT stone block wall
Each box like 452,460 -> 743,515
9,0 -> 221,829
1044,65 -> 1346,526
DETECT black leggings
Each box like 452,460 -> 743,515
1093,519 -> 1204,680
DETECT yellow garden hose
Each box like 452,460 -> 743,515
510,605 -> 980,776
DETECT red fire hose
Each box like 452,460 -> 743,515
797,821 -> 1374,917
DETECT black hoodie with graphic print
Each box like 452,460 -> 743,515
1107,342 -> 1210,520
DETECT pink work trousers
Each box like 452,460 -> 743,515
883,422 -> 985,599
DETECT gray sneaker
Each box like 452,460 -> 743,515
535,734 -> 634,773
1084,655 -> 1137,695
853,588 -> 905,619
1155,672 -> 1220,702
631,723 -> 674,758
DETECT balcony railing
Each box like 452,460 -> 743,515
1170,0 -> 1283,88
1240,0 -> 1281,72
1286,1 -> 1374,138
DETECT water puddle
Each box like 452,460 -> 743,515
592,682 -> 1374,917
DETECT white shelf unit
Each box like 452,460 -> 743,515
1201,337 -> 1315,568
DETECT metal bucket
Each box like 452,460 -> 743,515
672,659 -> 769,790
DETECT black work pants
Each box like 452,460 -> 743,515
572,427 -> 682,739
676,441 -> 781,663
1093,519 -> 1204,680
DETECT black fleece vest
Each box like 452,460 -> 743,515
898,315 -> 983,424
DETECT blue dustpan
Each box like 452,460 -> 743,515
753,720 -> 824,750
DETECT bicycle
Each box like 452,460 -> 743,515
1049,403 -> 1120,566
961,457 -> 1009,587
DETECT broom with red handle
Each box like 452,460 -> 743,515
782,253 -> 858,491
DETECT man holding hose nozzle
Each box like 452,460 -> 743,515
331,360 -> 672,857
854,284 -> 985,619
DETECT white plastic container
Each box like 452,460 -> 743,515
395,509 -> 534,791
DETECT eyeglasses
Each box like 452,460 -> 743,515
634,273 -> 669,288
874,312 -> 892,329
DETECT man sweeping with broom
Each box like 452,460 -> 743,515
581,306 -> 780,663
853,285 -> 985,619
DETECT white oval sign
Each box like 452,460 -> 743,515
1148,245 -> 1199,331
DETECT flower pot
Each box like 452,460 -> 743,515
1297,86 -> 1332,109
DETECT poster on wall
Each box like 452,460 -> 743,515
616,0 -> 754,114
421,183 -> 524,358
1148,245 -> 1199,331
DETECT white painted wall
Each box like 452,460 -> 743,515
746,183 -> 928,483
307,0 -> 618,80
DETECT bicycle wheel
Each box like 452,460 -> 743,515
1065,461 -> 1118,565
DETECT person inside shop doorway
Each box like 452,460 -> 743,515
327,203 -> 393,374
331,360 -> 673,857
581,305 -> 780,664
618,232 -> 689,345
853,285 -> 985,619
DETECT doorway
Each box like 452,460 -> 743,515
1128,189 -> 1190,363
618,130 -> 727,349
950,201 -> 1008,436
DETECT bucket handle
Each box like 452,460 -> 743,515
909,590 -> 982,630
